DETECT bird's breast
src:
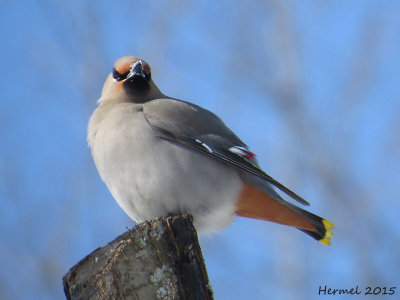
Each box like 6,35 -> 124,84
90,104 -> 243,233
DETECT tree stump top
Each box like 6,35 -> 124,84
63,214 -> 213,300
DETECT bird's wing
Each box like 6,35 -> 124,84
142,98 -> 309,206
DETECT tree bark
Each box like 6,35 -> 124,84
63,214 -> 213,300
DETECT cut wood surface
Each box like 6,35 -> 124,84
63,214 -> 213,300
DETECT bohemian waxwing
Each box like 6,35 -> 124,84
88,56 -> 334,244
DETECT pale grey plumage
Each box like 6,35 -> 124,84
89,100 -> 243,232
88,56 -> 333,243
88,57 -> 247,232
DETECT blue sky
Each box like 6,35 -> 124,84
1,1 -> 400,299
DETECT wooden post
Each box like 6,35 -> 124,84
63,214 -> 213,300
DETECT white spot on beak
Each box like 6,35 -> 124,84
127,59 -> 145,79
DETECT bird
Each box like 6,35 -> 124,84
88,56 -> 334,245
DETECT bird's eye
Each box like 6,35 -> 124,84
112,68 -> 130,81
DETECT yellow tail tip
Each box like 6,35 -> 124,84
319,237 -> 331,246
325,230 -> 333,239
323,219 -> 335,229
319,219 -> 334,245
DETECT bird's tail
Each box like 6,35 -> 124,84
236,183 -> 334,245
290,205 -> 335,245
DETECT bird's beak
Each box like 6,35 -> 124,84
127,60 -> 146,79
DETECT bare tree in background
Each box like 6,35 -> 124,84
2,1 -> 400,299
225,0 -> 399,294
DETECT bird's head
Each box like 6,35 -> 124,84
99,56 -> 164,104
